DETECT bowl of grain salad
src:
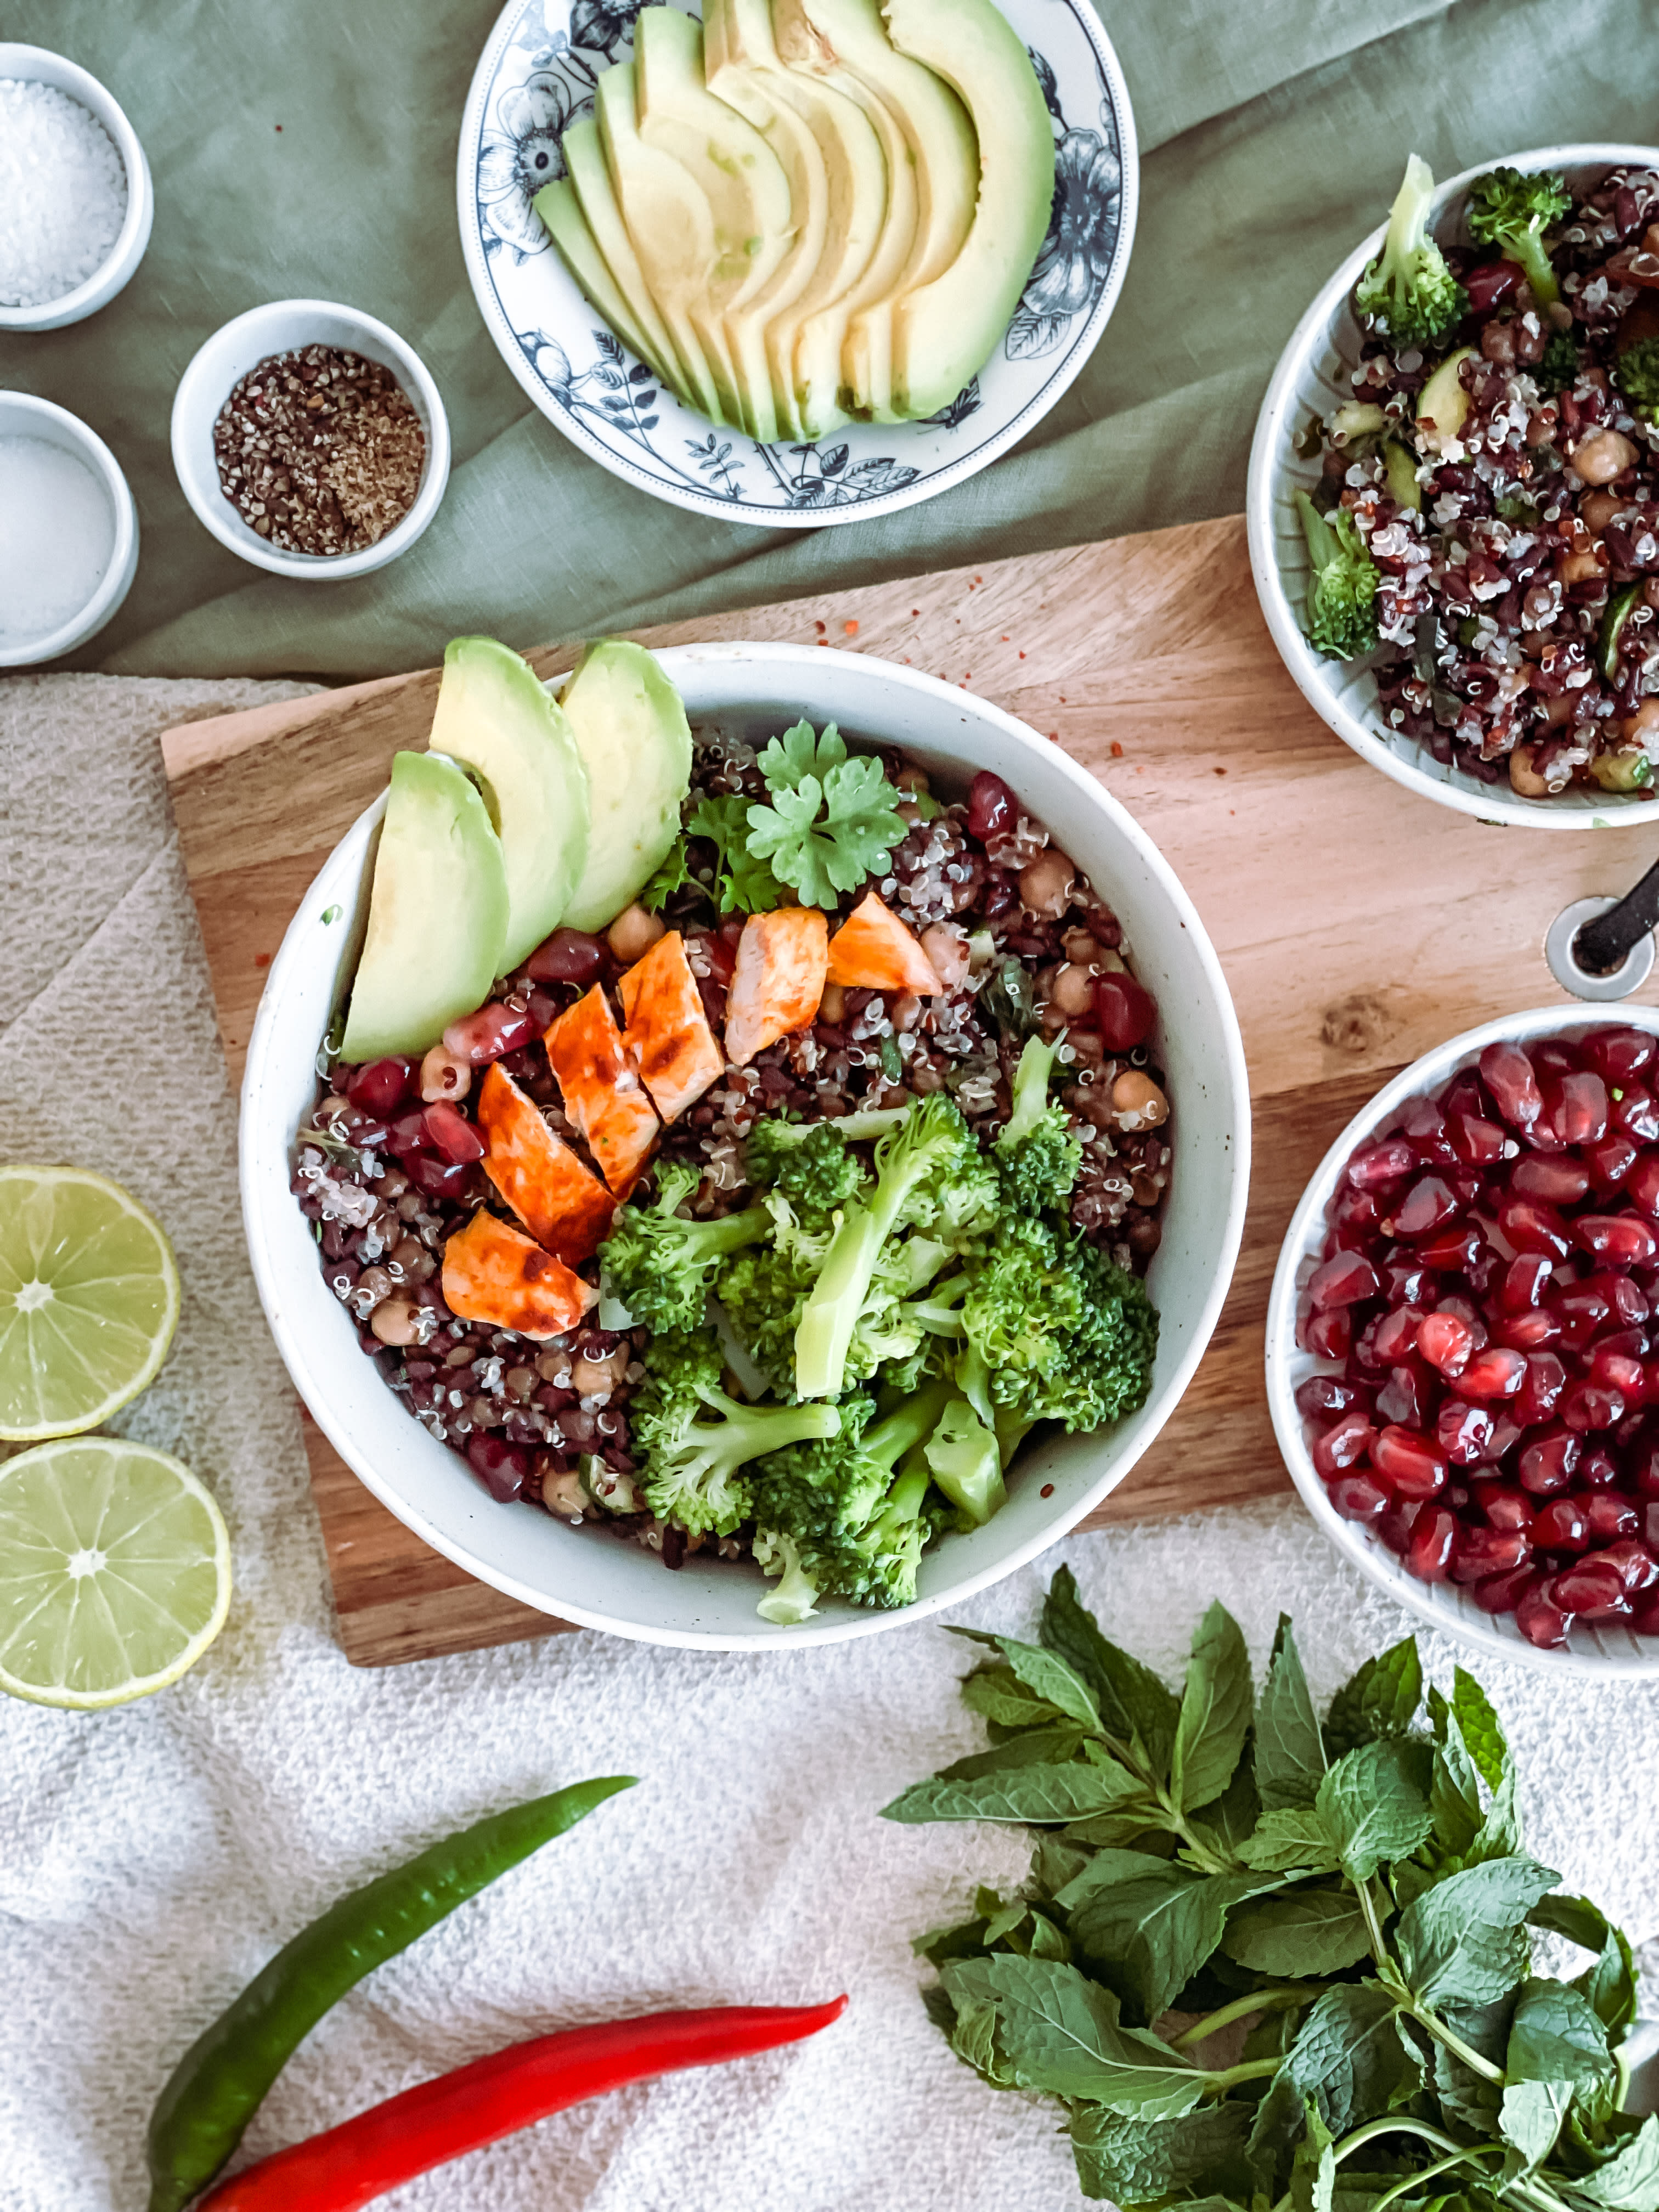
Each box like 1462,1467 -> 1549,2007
1249,145 -> 1659,826
171,298 -> 451,578
239,641 -> 1250,1650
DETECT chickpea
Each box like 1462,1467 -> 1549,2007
1561,546 -> 1609,584
818,981 -> 847,1023
1581,489 -> 1624,534
544,1463 -> 589,1517
1508,742 -> 1555,797
420,1045 -> 470,1104
889,990 -> 923,1033
1019,849 -> 1075,918
1109,1070 -> 1169,1131
572,1347 -> 629,1397
918,922 -> 970,990
370,1297 -> 422,1346
1049,962 -> 1097,1017
606,903 -> 667,963
1061,926 -> 1102,966
895,764 -> 930,795
1572,428 -> 1638,486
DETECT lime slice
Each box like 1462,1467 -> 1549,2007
0,1166 -> 180,1441
0,1437 -> 231,1708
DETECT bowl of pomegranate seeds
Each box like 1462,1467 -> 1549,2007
1268,1007 -> 1659,1672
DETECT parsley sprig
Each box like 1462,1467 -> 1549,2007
887,1569 -> 1651,2212
744,720 -> 906,908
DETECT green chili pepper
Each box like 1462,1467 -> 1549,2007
1598,579 -> 1642,681
145,1774 -> 635,2212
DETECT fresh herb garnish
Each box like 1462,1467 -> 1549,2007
688,793 -> 783,915
887,1570 -> 1651,2211
744,720 -> 906,907
637,837 -> 692,915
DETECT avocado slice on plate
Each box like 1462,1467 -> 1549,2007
534,175 -> 690,407
558,640 -> 692,934
426,637 -> 591,972
633,7 -> 797,443
560,115 -> 709,414
882,0 -> 1056,423
341,751 -> 509,1062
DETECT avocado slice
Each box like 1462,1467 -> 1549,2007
533,176 -> 690,407
340,751 -> 509,1062
558,640 -> 693,934
879,0 -> 1056,422
632,7 -> 796,443
776,0 -> 977,422
705,0 -> 887,440
426,637 -> 591,973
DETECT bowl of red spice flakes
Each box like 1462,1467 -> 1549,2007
1268,1005 -> 1659,1675
171,297 -> 450,578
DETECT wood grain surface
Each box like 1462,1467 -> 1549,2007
163,514 -> 1659,1666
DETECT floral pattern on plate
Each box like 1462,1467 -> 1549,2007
459,0 -> 1136,526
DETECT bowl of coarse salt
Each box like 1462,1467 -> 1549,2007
0,392 -> 139,665
0,44 -> 153,331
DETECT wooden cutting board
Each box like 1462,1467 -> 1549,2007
161,514 -> 1659,1666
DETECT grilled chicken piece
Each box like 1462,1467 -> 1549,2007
476,1062 -> 617,1262
544,984 -> 659,1195
441,1208 -> 597,1338
723,906 -> 828,1067
825,890 -> 943,993
618,929 -> 724,1121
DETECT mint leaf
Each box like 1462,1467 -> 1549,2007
1239,1808 -> 1341,1874
1289,2099 -> 1337,2212
1530,1893 -> 1638,2042
1324,1638 -> 1421,1757
1315,1738 -> 1432,1879
959,1665 -> 1064,1731
1506,1975 -> 1615,2096
1433,2033 -> 1503,2139
1395,1855 -> 1559,2007
1171,1601 -> 1253,1812
1571,2113 -> 1659,2211
942,1954 -> 1204,2117
1063,1858 -> 1278,2024
938,1724 -> 1090,1781
1256,1617 -> 1327,1811
1249,1982 -> 1420,2162
1222,1886 -> 1372,1977
1190,1752 -> 1262,1858
882,1759 -> 1145,1825
1041,1565 -> 1180,1776
1070,2103 -> 1249,2206
950,1629 -> 1102,1733
1450,1667 -> 1510,1796
684,793 -> 783,914
1500,2077 -> 1567,2174
745,724 -> 904,906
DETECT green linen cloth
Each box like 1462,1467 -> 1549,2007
2,0 -> 1652,680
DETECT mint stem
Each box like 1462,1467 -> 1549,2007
1170,1985 -> 1312,2050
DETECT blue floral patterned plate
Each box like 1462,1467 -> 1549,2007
457,0 -> 1137,526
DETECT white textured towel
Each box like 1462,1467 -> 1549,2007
2,675 -> 1657,2212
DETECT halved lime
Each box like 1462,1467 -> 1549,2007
0,1166 -> 180,1441
0,1438 -> 232,1708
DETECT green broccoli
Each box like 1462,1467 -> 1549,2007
600,1161 -> 772,1335
1616,334 -> 1659,421
631,1329 -> 842,1538
1537,327 -> 1583,398
753,1531 -> 821,1626
961,1216 -> 1085,1383
1295,492 -> 1380,661
960,1224 -> 1158,1435
1353,154 -> 1468,345
715,1243 -> 818,1394
995,1033 -> 1082,1212
924,1393 -> 1006,1528
743,1118 -> 867,1218
1465,165 -> 1571,309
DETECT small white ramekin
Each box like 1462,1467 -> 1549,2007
170,300 -> 452,580
1267,1004 -> 1659,1678
0,44 -> 154,332
0,391 -> 138,666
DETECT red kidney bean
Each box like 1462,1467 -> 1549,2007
966,770 -> 1018,843
346,1057 -> 415,1118
526,928 -> 605,985
1092,971 -> 1157,1052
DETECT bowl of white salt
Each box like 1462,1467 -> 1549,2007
0,44 -> 153,331
0,393 -> 138,664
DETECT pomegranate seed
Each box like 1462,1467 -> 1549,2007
1303,1308 -> 1353,1360
1631,1446 -> 1659,1498
1308,1250 -> 1381,1311
1500,1254 -> 1555,1313
1586,1025 -> 1656,1084
1560,1381 -> 1625,1432
1631,1159 -> 1659,1222
1415,1223 -> 1483,1272
1437,1398 -> 1495,1465
1575,1213 -> 1659,1266
1584,1493 -> 1640,1544
443,1001 -> 537,1064
1586,1131 -> 1639,1188
1395,1176 -> 1459,1238
1477,1413 -> 1523,1465
1406,1505 -> 1459,1582
1481,1042 -> 1543,1130
1376,1364 -> 1431,1428
1372,1425 -> 1448,1498
1532,1496 -> 1591,1551
1630,1588 -> 1659,1634
1515,1352 -> 1567,1424
1398,1095 -> 1454,1160
1092,972 -> 1158,1053
1544,1070 -> 1609,1147
1498,1197 -> 1572,1260
1519,1426 -> 1580,1494
1516,1581 -> 1573,1647
966,770 -> 1018,842
1512,1154 -> 1590,1206
1313,1412 -> 1375,1477
1580,1446 -> 1621,1488
1333,1184 -> 1384,1235
1381,1257 -> 1432,1305
1589,1346 -> 1646,1400
1480,1485 -> 1534,1534
1452,1525 -> 1530,1582
422,1101 -> 486,1165
384,1108 -> 435,1158
1348,1317 -> 1390,1376
1619,1092 -> 1659,1143
526,927 -> 605,985
1347,1138 -> 1418,1191
1373,1306 -> 1425,1362
1376,1506 -> 1417,1555
1448,1110 -> 1508,1165
466,1433 -> 530,1503
1549,1558 -> 1628,1617
346,1056 -> 415,1117
1598,1325 -> 1650,1359
1600,1536 -> 1659,1592
1295,1374 -> 1368,1419
1328,1473 -> 1391,1523
1551,1286 -> 1612,1348
1585,1271 -> 1649,1325
1418,1312 -> 1475,1378
407,1154 -> 473,1199
1497,1310 -> 1561,1353
1458,1347 -> 1526,1401
1471,1564 -> 1541,1614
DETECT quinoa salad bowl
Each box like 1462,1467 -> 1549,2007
1249,144 -> 1659,828
239,641 -> 1249,1649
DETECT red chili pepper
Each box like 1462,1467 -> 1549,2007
197,1998 -> 848,2211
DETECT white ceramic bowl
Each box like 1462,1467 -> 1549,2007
1267,1003 -> 1659,1678
456,0 -> 1137,528
1248,144 -> 1659,831
0,391 -> 138,666
241,643 -> 1250,1650
171,300 -> 452,580
0,44 -> 153,331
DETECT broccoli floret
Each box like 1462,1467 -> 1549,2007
1537,327 -> 1583,397
744,1118 -> 868,1219
995,1034 -> 1082,1213
632,1329 -> 842,1537
1465,165 -> 1571,309
961,1226 -> 1158,1436
753,1531 -> 821,1626
1616,335 -> 1659,421
961,1216 -> 1084,1382
600,1161 -> 772,1334
1353,155 -> 1468,345
793,1097 -> 998,1399
710,1242 -> 817,1396
924,1393 -> 1006,1528
1295,491 -> 1379,661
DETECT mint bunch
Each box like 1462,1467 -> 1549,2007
885,1569 -> 1652,2211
